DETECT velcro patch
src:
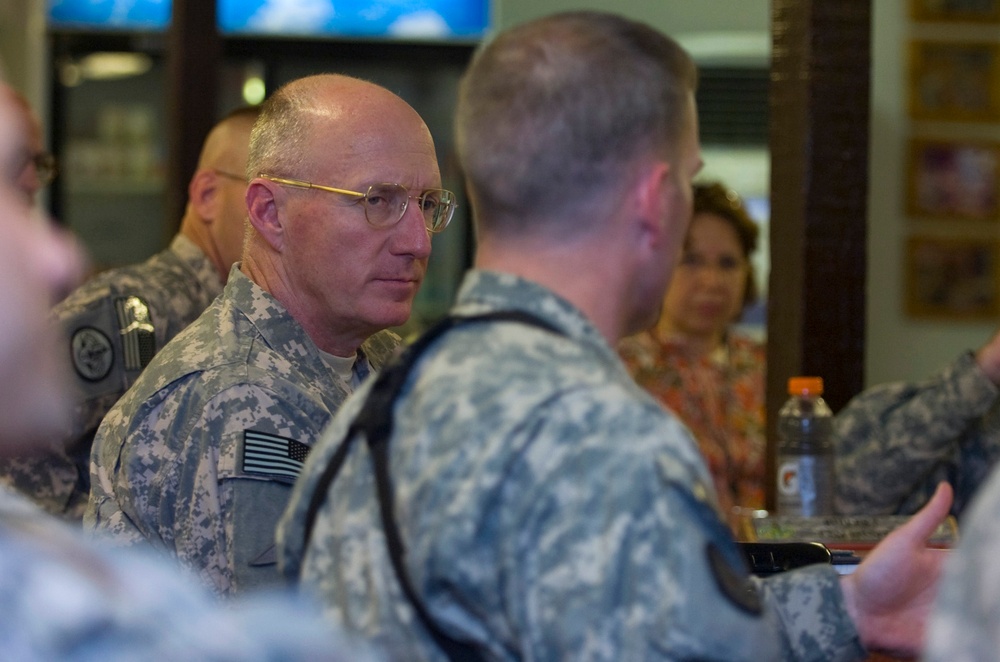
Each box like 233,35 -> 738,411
241,430 -> 310,482
706,542 -> 763,615
71,327 -> 113,381
664,479 -> 764,617
115,296 -> 155,371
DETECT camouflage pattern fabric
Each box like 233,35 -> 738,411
0,235 -> 223,521
834,351 -> 1000,519
278,270 -> 866,662
87,266 -> 400,597
925,462 -> 1000,661
0,484 -> 377,661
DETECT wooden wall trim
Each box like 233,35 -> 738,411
766,1 -> 871,508
164,0 -> 221,232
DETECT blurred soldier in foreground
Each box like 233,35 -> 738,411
926,458 -> 1000,660
88,74 -> 453,597
0,80 -> 374,662
278,12 -> 953,661
0,106 -> 259,520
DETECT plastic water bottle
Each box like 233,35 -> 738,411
776,376 -> 835,517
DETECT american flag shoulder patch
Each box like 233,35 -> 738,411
241,430 -> 311,483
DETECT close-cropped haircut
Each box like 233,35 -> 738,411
245,78 -> 323,182
455,11 -> 697,233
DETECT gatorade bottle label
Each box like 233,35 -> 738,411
777,460 -> 799,497
776,455 -> 834,517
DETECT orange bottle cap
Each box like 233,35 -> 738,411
788,376 -> 823,396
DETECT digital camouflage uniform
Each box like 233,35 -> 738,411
0,483 -> 376,661
87,266 -> 400,597
924,461 -> 1000,661
278,270 -> 866,662
0,235 -> 223,520
834,351 -> 1000,519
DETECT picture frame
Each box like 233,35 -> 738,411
906,137 -> 1000,220
906,235 -> 1000,319
910,0 -> 1000,22
908,40 -> 1000,121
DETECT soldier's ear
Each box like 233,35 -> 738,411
188,169 -> 222,222
245,178 -> 285,251
632,159 -> 671,252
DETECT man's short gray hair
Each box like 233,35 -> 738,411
246,78 -> 324,181
456,11 -> 697,233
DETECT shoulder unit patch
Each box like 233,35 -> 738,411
71,327 -> 114,381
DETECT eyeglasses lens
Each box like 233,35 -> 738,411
363,184 -> 455,232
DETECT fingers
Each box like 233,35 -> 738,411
975,331 -> 1000,383
895,482 -> 953,544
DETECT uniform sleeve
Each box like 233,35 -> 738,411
18,286 -> 162,522
92,380 -> 324,598
85,402 -> 150,549
0,289 -> 150,521
834,352 -> 1000,517
56,287 -> 159,446
0,450 -> 84,519
0,498 -> 378,661
480,393 -> 864,661
212,385 -> 327,598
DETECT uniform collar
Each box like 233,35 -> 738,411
453,269 -> 620,367
169,234 -> 224,297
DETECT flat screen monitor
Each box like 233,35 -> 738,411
49,1 -> 490,40
218,0 -> 491,41
48,0 -> 171,30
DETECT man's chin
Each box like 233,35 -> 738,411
371,303 -> 416,332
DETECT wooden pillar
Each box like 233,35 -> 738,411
766,1 -> 871,508
164,0 -> 221,232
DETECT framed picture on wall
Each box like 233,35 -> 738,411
906,235 -> 1000,319
906,138 -> 1000,220
910,0 -> 1000,22
908,40 -> 1000,121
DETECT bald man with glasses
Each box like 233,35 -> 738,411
87,74 -> 454,598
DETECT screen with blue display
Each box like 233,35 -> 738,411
49,0 -> 490,40
48,0 -> 172,30
218,0 -> 490,40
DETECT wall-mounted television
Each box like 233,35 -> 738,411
218,0 -> 491,41
49,0 -> 492,41
48,0 -> 172,30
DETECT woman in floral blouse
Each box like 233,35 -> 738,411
620,181 -> 765,532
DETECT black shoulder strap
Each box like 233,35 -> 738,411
301,310 -> 563,662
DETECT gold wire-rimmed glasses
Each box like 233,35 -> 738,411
257,173 -> 456,233
213,169 -> 247,183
